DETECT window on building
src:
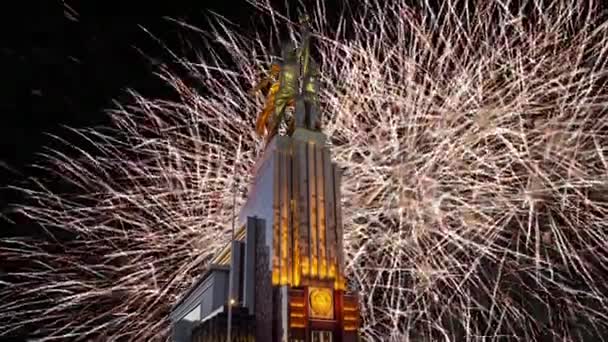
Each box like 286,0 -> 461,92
311,330 -> 333,342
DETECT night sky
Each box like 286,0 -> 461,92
1,1 -> 340,339
1,2 -> 268,229
3,2 -> 239,179
1,0 -> 351,221
0,2 -> 259,338
1,0 -> 348,202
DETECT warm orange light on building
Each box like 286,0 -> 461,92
343,296 -> 360,332
291,199 -> 300,287
317,149 -> 327,280
289,292 -> 307,329
328,263 -> 336,279
272,216 -> 280,284
280,151 -> 289,286
301,256 -> 309,277
293,245 -> 301,286
272,270 -> 279,285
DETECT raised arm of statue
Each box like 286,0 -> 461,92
249,63 -> 281,96
298,15 -> 312,80
251,63 -> 282,139
249,78 -> 270,96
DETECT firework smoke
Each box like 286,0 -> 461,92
2,0 -> 608,340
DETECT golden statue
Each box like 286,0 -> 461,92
250,63 -> 289,137
298,17 -> 322,131
271,41 -> 300,139
251,42 -> 299,144
250,15 -> 321,144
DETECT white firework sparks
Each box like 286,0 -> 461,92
2,0 -> 608,341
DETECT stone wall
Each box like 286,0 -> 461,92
254,220 -> 273,342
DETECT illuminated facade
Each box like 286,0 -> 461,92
171,16 -> 358,339
170,126 -> 360,341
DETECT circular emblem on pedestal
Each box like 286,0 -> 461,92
309,287 -> 334,319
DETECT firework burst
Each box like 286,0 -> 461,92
2,0 -> 608,341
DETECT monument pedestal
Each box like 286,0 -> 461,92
239,129 -> 359,342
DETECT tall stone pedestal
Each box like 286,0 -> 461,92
240,129 -> 360,342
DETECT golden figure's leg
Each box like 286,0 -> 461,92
274,90 -> 295,129
265,117 -> 277,146
286,99 -> 296,135
256,92 -> 276,136
256,106 -> 272,136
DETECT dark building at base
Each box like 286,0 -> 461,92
170,128 -> 361,342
